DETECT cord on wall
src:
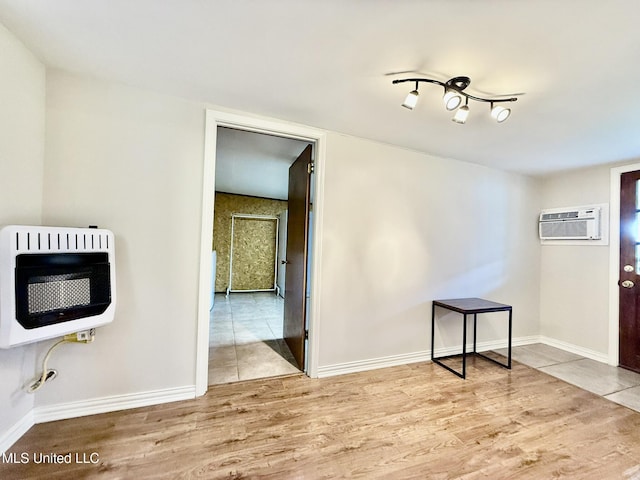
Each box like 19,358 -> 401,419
26,328 -> 96,393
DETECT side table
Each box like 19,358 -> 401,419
431,298 -> 512,379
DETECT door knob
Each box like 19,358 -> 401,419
621,280 -> 635,289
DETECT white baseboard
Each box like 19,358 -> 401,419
0,410 -> 34,455
33,385 -> 196,424
539,336 -> 609,363
446,335 -> 542,355
506,335 -> 542,347
317,335 -> 540,378
1,385 -> 196,454
317,350 -> 431,378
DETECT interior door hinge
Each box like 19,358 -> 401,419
305,330 -> 309,340
307,162 -> 314,175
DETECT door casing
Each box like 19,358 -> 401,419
196,109 -> 326,396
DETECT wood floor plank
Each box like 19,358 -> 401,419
3,358 -> 640,479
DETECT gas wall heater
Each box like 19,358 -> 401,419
0,225 -> 116,348
539,207 -> 601,240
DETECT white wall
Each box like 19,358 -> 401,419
35,71 -> 205,406
0,22 -> 45,439
539,163 -> 623,355
318,133 -> 542,367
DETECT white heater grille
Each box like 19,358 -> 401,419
0,225 -> 116,348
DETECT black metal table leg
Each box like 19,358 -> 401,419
462,313 -> 467,378
473,313 -> 477,354
508,308 -> 512,368
474,308 -> 513,370
431,302 -> 435,362
431,304 -> 467,379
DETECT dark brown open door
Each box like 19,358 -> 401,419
283,144 -> 312,370
619,170 -> 640,372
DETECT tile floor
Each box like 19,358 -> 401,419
208,292 -> 300,385
494,343 -> 640,413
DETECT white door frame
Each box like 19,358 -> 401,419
608,162 -> 640,366
195,109 -> 327,396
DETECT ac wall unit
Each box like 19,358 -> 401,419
539,207 -> 601,240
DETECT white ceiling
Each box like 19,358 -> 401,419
216,128 -> 310,200
1,0 -> 640,178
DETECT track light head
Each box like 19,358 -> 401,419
490,104 -> 511,123
452,105 -> 470,124
402,89 -> 419,110
443,90 -> 462,111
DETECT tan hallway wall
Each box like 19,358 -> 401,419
213,192 -> 287,292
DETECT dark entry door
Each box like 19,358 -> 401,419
619,170 -> 640,372
283,144 -> 312,370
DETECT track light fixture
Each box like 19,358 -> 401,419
443,90 -> 462,111
392,75 -> 518,124
402,82 -> 420,110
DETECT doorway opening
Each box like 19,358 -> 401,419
196,110 -> 326,395
198,121 -> 321,391
209,191 -> 302,383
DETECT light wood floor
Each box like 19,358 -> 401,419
4,355 -> 640,479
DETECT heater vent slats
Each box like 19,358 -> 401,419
12,229 -> 112,254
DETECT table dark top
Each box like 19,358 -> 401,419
433,297 -> 512,314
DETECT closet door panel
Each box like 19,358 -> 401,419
231,217 -> 277,291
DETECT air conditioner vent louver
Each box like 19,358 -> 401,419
540,211 -> 579,221
540,220 -> 587,238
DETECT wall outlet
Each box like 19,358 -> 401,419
76,328 -> 95,342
